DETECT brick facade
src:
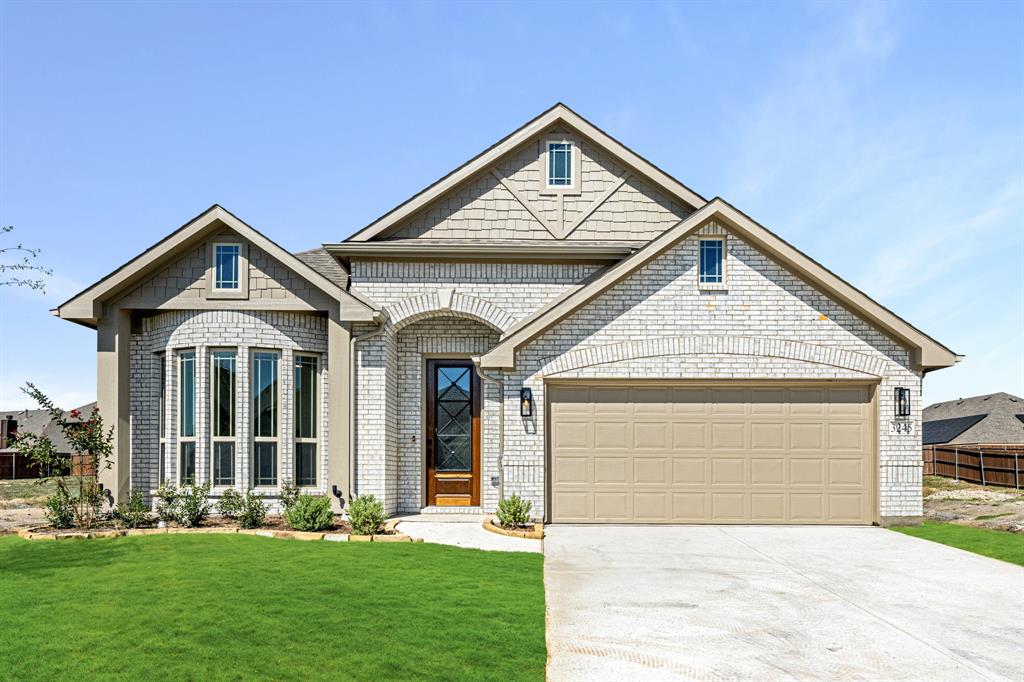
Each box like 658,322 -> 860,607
349,221 -> 923,520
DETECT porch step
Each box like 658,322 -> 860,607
417,506 -> 487,515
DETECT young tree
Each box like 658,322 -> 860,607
1,226 -> 52,292
13,384 -> 112,529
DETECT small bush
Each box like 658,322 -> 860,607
115,488 -> 152,528
44,487 -> 75,529
279,479 -> 300,511
237,490 -> 268,529
217,488 -> 244,519
496,495 -> 532,529
154,482 -> 179,523
176,482 -> 212,527
285,494 -> 333,531
348,495 -> 385,535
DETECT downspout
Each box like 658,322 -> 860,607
472,357 -> 505,502
348,313 -> 384,505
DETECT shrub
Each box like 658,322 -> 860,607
154,482 -> 179,524
115,488 -> 152,528
44,486 -> 75,529
176,482 -> 212,527
217,488 -> 244,519
237,490 -> 268,529
279,479 -> 300,511
496,495 -> 532,529
284,494 -> 333,531
347,495 -> 385,536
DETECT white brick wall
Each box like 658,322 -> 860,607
129,310 -> 329,510
351,221 -> 924,520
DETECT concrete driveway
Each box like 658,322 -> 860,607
545,526 -> 1023,681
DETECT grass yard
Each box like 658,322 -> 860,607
0,534 -> 546,681
892,520 -> 1024,567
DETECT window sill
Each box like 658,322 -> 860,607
698,282 -> 728,292
206,289 -> 249,301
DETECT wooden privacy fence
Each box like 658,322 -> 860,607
923,445 -> 1023,488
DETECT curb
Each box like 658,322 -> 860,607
482,516 -> 544,539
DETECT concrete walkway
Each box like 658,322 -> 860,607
394,515 -> 542,553
545,525 -> 1023,681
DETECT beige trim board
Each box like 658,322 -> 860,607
345,103 -> 705,242
480,198 -> 959,372
54,205 -> 378,327
326,240 -> 640,263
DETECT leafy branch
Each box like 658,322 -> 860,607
0,225 -> 52,292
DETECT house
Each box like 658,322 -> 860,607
53,104 -> 960,525
922,392 -> 1024,479
0,403 -> 97,479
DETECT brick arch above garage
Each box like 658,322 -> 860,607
537,336 -> 888,378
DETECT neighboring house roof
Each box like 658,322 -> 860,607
345,102 -> 707,243
479,198 -> 960,372
922,415 -> 988,445
922,392 -> 1024,445
0,402 -> 96,454
54,205 -> 377,327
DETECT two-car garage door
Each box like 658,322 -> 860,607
548,383 -> 876,524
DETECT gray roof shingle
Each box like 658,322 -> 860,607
294,247 -> 347,285
922,392 -> 1024,445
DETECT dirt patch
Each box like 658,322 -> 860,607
924,476 -> 1024,533
0,506 -> 47,534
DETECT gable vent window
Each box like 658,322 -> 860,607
547,142 -> 572,187
214,243 -> 240,290
699,238 -> 725,285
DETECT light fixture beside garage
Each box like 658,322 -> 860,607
894,387 -> 911,417
520,387 -> 533,418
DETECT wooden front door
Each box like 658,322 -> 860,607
426,360 -> 481,507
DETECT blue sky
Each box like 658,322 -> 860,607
1,1 -> 1021,409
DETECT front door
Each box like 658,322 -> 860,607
426,359 -> 481,506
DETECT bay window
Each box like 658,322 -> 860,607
211,350 -> 236,486
178,350 -> 196,485
252,351 -> 279,487
294,354 -> 319,487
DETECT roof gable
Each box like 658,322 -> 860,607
346,103 -> 705,243
480,198 -> 960,371
55,205 -> 376,327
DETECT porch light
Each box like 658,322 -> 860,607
520,388 -> 533,418
894,387 -> 911,417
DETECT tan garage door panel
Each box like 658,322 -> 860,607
549,384 -> 875,524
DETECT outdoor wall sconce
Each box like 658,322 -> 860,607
520,387 -> 533,418
894,387 -> 911,417
331,484 -> 342,499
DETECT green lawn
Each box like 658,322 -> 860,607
0,534 -> 546,681
892,520 -> 1024,566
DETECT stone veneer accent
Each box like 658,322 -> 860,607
351,222 -> 924,520
129,310 -> 329,510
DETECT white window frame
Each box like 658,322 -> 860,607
178,349 -> 197,486
206,238 -> 249,300
293,353 -> 321,489
210,348 -> 237,489
698,235 -> 728,289
251,349 -> 281,490
157,351 -> 167,486
212,243 -> 241,291
539,135 -> 582,196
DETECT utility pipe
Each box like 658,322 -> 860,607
472,357 -> 505,502
348,313 -> 384,505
